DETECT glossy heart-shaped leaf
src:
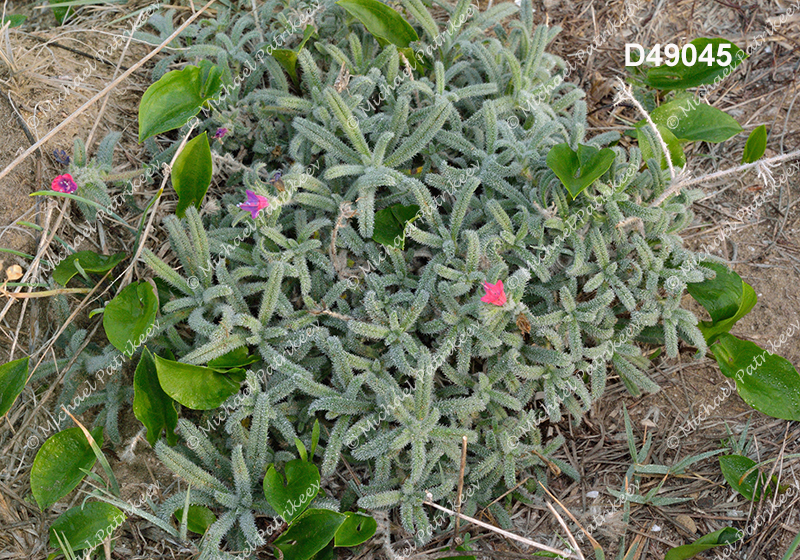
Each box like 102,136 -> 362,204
742,124 -> 767,164
334,512 -> 377,547
372,203 -> 420,249
103,282 -> 158,357
337,0 -> 418,48
133,348 -> 178,446
274,509 -> 346,560
719,454 -> 773,501
644,99 -> 742,143
31,427 -> 103,510
263,459 -> 321,523
52,251 -> 126,286
664,527 -> 742,560
546,143 -> 616,199
138,62 -> 222,142
711,333 -> 800,421
172,132 -> 212,218
49,502 -> 125,551
154,354 -> 242,410
0,357 -> 28,418
686,261 -> 756,342
645,38 -> 746,90
174,505 -> 217,535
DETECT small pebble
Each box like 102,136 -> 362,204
586,491 -> 600,499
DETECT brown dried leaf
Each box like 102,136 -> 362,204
516,313 -> 531,337
6,264 -> 23,281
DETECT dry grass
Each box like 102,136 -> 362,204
1,0 -> 799,559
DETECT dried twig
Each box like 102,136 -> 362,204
453,435 -> 468,544
121,119 -> 198,286
546,502 -> 585,560
614,77 -> 676,180
651,150 -> 800,207
0,0 -> 218,184
423,492 -> 578,558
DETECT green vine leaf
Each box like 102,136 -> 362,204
372,203 -> 420,249
52,251 -> 126,286
711,333 -> 800,421
719,455 -> 774,501
263,459 -> 321,523
207,347 -> 259,371
644,38 -> 746,90
0,357 -> 29,419
49,502 -> 125,552
1,14 -> 26,27
138,62 -> 222,142
172,132 -> 213,218
274,509 -> 346,560
174,505 -> 217,535
337,0 -> 418,48
31,427 -> 104,510
546,143 -> 616,199
742,124 -> 767,164
334,512 -> 377,547
103,282 -> 158,357
153,354 -> 243,410
686,261 -> 756,343
642,99 -> 742,143
133,348 -> 178,446
664,527 -> 742,560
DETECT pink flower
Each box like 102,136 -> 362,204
237,189 -> 270,219
213,127 -> 228,139
51,173 -> 77,194
481,279 -> 507,306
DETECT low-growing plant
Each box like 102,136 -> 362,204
134,0 -> 722,548
6,0 -> 800,558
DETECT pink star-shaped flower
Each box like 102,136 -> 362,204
51,173 -> 77,194
237,189 -> 270,219
481,279 -> 507,306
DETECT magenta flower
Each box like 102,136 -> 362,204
481,279 -> 507,306
51,173 -> 77,194
213,127 -> 228,139
238,189 -> 270,219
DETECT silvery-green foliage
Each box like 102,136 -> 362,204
142,0 -> 714,551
